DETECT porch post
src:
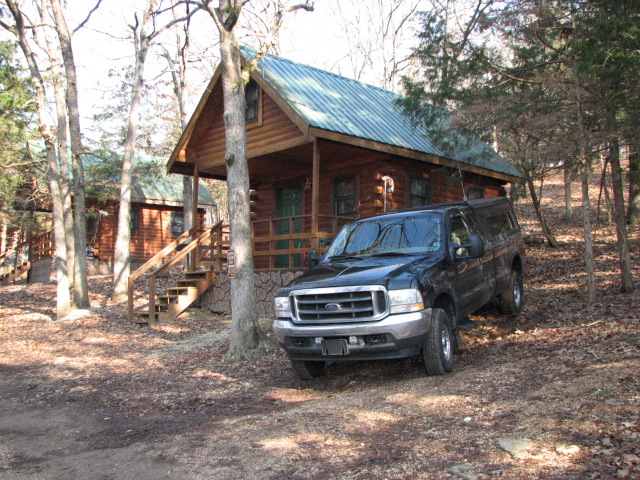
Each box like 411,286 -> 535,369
311,138 -> 320,249
190,165 -> 199,271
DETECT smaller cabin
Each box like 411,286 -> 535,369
86,165 -> 217,262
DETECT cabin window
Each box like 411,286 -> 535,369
334,175 -> 356,216
130,207 -> 139,233
409,176 -> 432,207
467,187 -> 484,200
170,212 -> 184,236
245,79 -> 260,124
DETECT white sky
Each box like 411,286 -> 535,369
3,0 -> 430,146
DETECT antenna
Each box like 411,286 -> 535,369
456,160 -> 467,202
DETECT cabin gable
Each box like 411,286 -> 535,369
183,80 -> 310,178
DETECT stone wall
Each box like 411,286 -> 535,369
28,258 -> 114,284
199,270 -> 304,318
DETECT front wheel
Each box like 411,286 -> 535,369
290,359 -> 325,380
422,308 -> 454,376
500,269 -> 523,315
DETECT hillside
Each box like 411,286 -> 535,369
0,173 -> 638,480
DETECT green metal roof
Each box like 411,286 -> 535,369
242,47 -> 522,179
82,152 -> 216,206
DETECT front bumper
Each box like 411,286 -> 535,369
272,308 -> 433,361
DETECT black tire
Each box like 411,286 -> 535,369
290,359 -> 325,380
500,269 -> 523,315
422,308 -> 454,376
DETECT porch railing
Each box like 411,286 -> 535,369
127,221 -> 228,322
0,230 -> 54,278
251,214 -> 352,270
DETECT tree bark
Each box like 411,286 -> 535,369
3,0 -> 71,318
607,134 -> 634,292
46,42 -> 75,287
628,151 -> 640,225
581,166 -> 596,304
203,0 -> 261,357
112,0 -> 157,301
49,0 -> 89,308
564,163 -> 573,222
524,169 -> 559,248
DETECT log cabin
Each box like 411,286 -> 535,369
167,47 -> 522,273
86,163 -> 217,263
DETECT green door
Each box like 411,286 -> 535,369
277,186 -> 302,268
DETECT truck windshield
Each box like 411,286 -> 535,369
325,214 -> 442,259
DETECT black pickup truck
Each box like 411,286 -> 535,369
273,197 -> 525,380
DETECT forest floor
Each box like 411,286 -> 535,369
0,174 -> 639,480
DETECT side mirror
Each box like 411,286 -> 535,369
307,249 -> 322,268
449,234 -> 484,261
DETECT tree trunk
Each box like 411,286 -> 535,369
581,165 -> 596,304
4,0 -> 71,317
0,220 -> 6,257
49,53 -> 75,286
564,163 -> 573,222
49,0 -> 89,308
112,1 -> 157,301
628,151 -> 640,225
211,1 -> 260,357
524,170 -> 559,248
607,135 -> 634,292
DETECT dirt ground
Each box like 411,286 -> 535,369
1,175 -> 639,480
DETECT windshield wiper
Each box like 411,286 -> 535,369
328,254 -> 364,261
369,251 -> 418,257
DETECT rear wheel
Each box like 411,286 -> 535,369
500,269 -> 523,315
290,359 -> 325,380
422,308 -> 454,375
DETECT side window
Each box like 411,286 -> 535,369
467,187 -> 484,200
245,79 -> 260,124
486,212 -> 514,238
450,216 -> 471,247
410,176 -> 431,207
130,207 -> 139,233
170,211 -> 184,236
334,175 -> 356,216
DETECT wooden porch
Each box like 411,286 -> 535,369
0,231 -> 54,285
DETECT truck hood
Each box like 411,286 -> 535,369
287,255 -> 442,291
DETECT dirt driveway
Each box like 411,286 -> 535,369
1,268 -> 638,480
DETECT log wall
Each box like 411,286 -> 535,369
93,203 -> 205,262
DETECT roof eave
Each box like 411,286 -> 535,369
167,64 -> 223,175
308,126 -> 522,184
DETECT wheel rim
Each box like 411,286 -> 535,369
513,278 -> 522,307
442,327 -> 451,360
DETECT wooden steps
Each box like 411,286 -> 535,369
1,261 -> 31,286
136,270 -> 215,325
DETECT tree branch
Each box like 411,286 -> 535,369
72,0 -> 104,34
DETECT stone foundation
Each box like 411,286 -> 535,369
28,258 -> 114,284
200,270 -> 304,318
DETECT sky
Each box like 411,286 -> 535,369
2,0 -> 429,148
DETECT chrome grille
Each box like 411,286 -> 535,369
291,286 -> 388,324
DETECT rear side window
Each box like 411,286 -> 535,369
485,212 -> 514,238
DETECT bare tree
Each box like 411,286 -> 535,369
1,0 -> 72,317
112,1 -> 197,301
329,0 -> 419,91
49,0 -> 91,307
192,0 -> 312,357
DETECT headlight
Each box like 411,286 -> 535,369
274,296 -> 291,318
388,289 -> 424,314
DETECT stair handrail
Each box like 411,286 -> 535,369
146,221 -> 223,325
0,230 -> 53,278
127,226 -> 198,321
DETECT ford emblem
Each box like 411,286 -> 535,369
325,303 -> 341,311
